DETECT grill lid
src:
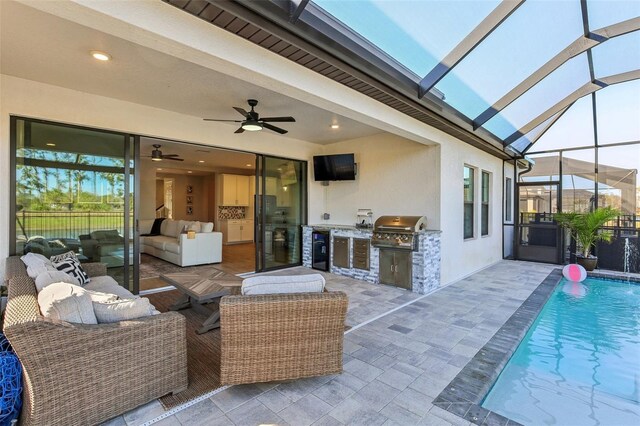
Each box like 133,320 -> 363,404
374,216 -> 427,232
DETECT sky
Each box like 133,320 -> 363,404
313,0 -> 640,145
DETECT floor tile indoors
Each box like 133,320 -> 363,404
106,260 -> 557,426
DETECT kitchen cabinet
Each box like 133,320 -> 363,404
265,177 -> 291,207
332,237 -> 350,268
221,174 -> 250,206
379,249 -> 412,290
221,219 -> 254,244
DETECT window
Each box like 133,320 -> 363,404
481,171 -> 490,236
464,166 -> 474,239
505,177 -> 513,222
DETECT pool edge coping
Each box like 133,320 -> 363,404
433,268 -> 563,426
435,268 -> 640,425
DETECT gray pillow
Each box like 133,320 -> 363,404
35,270 -> 80,292
241,274 -> 326,295
93,298 -> 159,323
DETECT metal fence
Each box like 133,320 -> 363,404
15,210 -> 132,240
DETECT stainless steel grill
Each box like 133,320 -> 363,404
371,216 -> 427,251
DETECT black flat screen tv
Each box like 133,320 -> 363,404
313,154 -> 356,181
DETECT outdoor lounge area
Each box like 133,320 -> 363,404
1,0 -> 639,425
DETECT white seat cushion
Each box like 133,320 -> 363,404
35,270 -> 80,292
148,235 -> 175,250
84,276 -> 136,299
38,282 -> 98,324
241,274 -> 326,295
164,241 -> 181,254
93,298 -> 159,323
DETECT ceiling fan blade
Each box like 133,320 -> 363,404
233,107 -> 250,117
234,127 -> 245,134
263,123 -> 288,134
261,116 -> 296,122
163,157 -> 184,161
162,154 -> 179,157
203,119 -> 243,122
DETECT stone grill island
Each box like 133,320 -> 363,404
302,225 -> 441,294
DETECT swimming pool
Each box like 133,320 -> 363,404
482,277 -> 640,425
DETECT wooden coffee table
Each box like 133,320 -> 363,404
160,270 -> 243,334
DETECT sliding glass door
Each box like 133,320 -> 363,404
11,117 -> 138,293
255,155 -> 307,271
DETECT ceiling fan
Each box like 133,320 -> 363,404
203,99 -> 296,134
145,144 -> 184,162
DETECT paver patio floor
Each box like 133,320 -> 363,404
105,260 -> 557,426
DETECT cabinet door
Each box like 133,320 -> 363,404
394,251 -> 413,290
241,220 -> 254,241
221,174 -> 237,206
236,175 -> 250,206
379,250 -> 395,285
332,237 -> 350,268
227,223 -> 242,242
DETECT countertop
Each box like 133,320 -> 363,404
303,224 -> 441,233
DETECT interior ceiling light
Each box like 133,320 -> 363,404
331,124 -> 340,129
241,120 -> 263,132
157,168 -> 162,171
187,171 -> 193,173
46,142 -> 56,147
246,163 -> 252,167
90,51 -> 111,61
198,160 -> 205,163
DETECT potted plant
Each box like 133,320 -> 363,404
555,206 -> 620,271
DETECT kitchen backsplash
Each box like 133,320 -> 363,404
218,206 -> 246,219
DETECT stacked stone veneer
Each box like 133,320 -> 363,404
302,225 -> 441,294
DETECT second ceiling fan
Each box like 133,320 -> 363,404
203,99 -> 296,134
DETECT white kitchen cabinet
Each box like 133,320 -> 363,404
220,174 -> 250,206
265,177 -> 291,207
222,219 -> 254,244
241,219 -> 254,241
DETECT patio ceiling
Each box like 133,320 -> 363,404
165,0 -> 640,158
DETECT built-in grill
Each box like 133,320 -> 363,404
371,216 -> 427,251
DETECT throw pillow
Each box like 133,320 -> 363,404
20,252 -> 52,268
35,270 -> 80,292
38,282 -> 98,324
187,221 -> 201,232
53,258 -> 90,285
85,290 -> 119,303
164,220 -> 179,238
26,262 -> 56,279
93,298 -> 159,323
201,222 -> 214,233
49,250 -> 78,264
241,274 -> 326,295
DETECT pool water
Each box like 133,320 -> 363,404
482,277 -> 640,426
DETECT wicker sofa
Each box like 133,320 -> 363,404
219,290 -> 349,385
2,256 -> 188,426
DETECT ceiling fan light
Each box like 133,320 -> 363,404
242,121 -> 262,132
151,157 -> 162,162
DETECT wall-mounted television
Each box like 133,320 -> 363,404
313,154 -> 356,181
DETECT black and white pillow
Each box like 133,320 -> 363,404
50,250 -> 79,264
53,258 -> 90,285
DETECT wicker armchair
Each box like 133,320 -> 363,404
219,291 -> 348,385
2,256 -> 188,426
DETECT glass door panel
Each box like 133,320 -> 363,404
257,156 -> 307,271
516,183 -> 562,263
12,118 -> 136,290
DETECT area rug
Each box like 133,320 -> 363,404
147,290 -> 224,409
139,254 -> 222,280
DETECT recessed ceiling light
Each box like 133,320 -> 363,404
331,124 -> 340,129
90,51 -> 111,61
187,171 -> 193,173
246,163 -> 252,167
157,168 -> 162,171
46,142 -> 56,147
198,160 -> 205,163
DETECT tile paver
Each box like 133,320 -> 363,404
117,260 -> 556,426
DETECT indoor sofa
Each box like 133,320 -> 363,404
2,256 -> 188,426
139,219 -> 222,266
